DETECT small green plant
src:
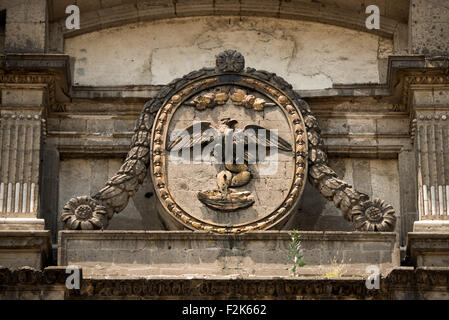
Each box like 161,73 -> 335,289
287,230 -> 306,276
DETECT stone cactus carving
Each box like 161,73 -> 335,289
61,49 -> 396,232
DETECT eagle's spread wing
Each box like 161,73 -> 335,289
243,124 -> 292,152
166,121 -> 214,151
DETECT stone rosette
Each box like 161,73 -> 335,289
352,198 -> 396,232
215,49 -> 245,73
60,196 -> 109,230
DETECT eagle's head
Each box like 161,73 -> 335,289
219,118 -> 238,129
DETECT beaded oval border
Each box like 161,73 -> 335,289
150,75 -> 308,234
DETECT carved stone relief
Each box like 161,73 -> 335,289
61,50 -> 396,233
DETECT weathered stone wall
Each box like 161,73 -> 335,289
57,156 -> 400,233
58,230 -> 399,278
65,16 -> 392,89
58,158 -> 164,232
50,89 -> 406,237
410,0 -> 449,56
2,0 -> 449,301
48,0 -> 409,54
296,158 -> 401,232
0,0 -> 48,53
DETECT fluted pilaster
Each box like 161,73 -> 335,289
414,113 -> 449,220
0,112 -> 45,217
411,87 -> 449,233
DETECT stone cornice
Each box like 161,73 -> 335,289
406,233 -> 449,267
70,268 -> 449,299
0,266 -> 72,289
67,56 -> 449,115
57,229 -> 397,242
334,56 -> 449,113
51,142 -> 405,159
0,54 -> 71,73
0,231 -> 52,269
0,54 -> 72,112
3,54 -> 447,132
2,265 -> 448,300
0,231 -> 51,252
2,55 -> 448,113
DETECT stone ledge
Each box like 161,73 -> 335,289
59,230 -> 397,241
413,221 -> 449,233
0,230 -> 52,269
0,266 -> 70,300
406,232 -> 449,267
0,218 -> 45,231
67,84 -> 395,100
0,54 -> 71,89
71,267 -> 449,300
58,230 -> 399,279
1,265 -> 449,299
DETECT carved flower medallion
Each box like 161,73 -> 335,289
215,50 -> 245,73
351,199 -> 396,232
61,196 -> 109,230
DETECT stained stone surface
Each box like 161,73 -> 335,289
410,0 -> 449,56
1,0 -> 449,301
0,0 -> 47,53
65,16 -> 390,89
289,158 -> 401,232
58,230 -> 399,279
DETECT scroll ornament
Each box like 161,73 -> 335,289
61,50 -> 396,232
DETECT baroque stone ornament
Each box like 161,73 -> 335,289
215,49 -> 245,73
60,196 -> 109,230
152,77 -> 307,233
61,50 -> 396,233
352,199 -> 396,231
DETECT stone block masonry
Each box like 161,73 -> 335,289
58,230 -> 399,279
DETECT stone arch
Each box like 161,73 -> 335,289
49,0 -> 407,44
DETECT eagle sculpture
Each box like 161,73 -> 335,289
166,118 -> 293,211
